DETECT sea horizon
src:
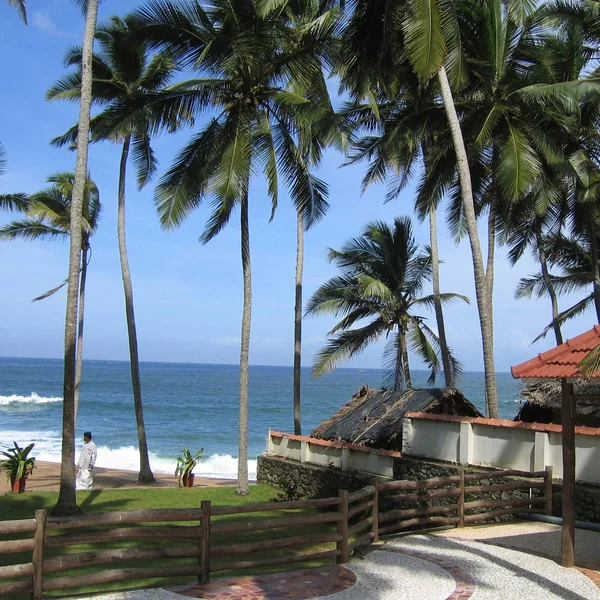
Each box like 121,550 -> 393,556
0,357 -> 524,480
0,354 -> 511,374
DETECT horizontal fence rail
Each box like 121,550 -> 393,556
0,466 -> 553,599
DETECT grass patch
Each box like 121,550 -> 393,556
0,484 -> 276,520
0,485 -> 339,599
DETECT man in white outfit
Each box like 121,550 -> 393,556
76,431 -> 97,490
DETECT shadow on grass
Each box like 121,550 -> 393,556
78,489 -> 103,512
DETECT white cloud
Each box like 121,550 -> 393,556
253,336 -> 285,348
210,336 -> 240,347
509,329 -> 534,350
31,11 -> 69,37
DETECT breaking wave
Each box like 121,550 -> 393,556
0,393 -> 62,406
0,431 -> 256,480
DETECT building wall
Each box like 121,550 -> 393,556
260,426 -> 600,523
403,413 -> 600,484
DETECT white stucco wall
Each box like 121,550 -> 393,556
471,425 -> 535,472
305,443 -> 342,467
348,451 -> 394,477
409,419 -> 460,462
266,432 -> 399,477
403,417 -> 600,484
270,435 -> 302,461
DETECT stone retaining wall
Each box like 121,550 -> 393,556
258,453 -> 600,523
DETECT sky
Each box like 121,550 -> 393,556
0,0 -> 596,375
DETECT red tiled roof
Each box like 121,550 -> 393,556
511,325 -> 600,380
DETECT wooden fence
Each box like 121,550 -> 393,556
0,466 -> 552,598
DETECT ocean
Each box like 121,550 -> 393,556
0,357 -> 524,480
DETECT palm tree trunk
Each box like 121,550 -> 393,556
429,206 -> 453,387
117,136 -> 155,484
74,245 -> 88,423
400,330 -> 411,389
293,210 -> 303,435
486,206 -> 495,305
437,66 -> 498,418
52,0 -> 99,516
237,190 -> 251,495
393,331 -> 403,391
585,208 -> 600,322
536,225 -> 563,345
485,206 -> 496,381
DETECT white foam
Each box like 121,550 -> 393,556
1,429 -> 63,459
0,433 -> 257,481
0,392 -> 62,406
92,447 -> 257,480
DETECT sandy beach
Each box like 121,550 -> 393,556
0,461 -> 235,494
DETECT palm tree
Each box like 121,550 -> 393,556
54,0 -> 100,516
337,0 -> 500,415
507,204 -> 566,346
109,0 -> 337,494
6,0 -> 26,23
0,173 -> 101,420
500,3 -> 600,343
514,230 -> 597,342
306,217 -> 467,389
341,58 -> 460,387
289,73 -> 346,436
47,16 -> 177,484
340,0 -> 596,416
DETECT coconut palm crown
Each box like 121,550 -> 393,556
0,172 -> 101,422
307,217 -> 468,390
47,15 -> 177,188
0,172 -> 100,250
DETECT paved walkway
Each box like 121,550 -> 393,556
67,523 -> 600,600
435,520 -> 600,570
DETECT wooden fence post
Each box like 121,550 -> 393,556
32,509 -> 47,600
544,466 -> 553,516
457,469 -> 465,528
337,489 -> 349,564
199,500 -> 211,584
371,479 -> 379,544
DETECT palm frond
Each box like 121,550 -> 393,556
0,141 -> 5,178
578,343 -> 600,377
131,133 -> 157,189
312,318 -> 387,377
408,319 -> 440,385
531,293 -> 595,343
32,279 -> 68,302
0,193 -> 28,212
7,0 -> 27,23
155,118 -> 225,229
382,331 -> 405,390
403,0 -> 445,82
200,113 -> 252,244
0,219 -> 67,241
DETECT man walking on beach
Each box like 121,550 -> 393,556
76,431 -> 97,490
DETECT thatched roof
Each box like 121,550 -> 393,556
311,386 -> 482,451
518,380 -> 600,421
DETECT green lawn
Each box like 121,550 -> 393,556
0,485 -> 340,599
0,484 -> 277,520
